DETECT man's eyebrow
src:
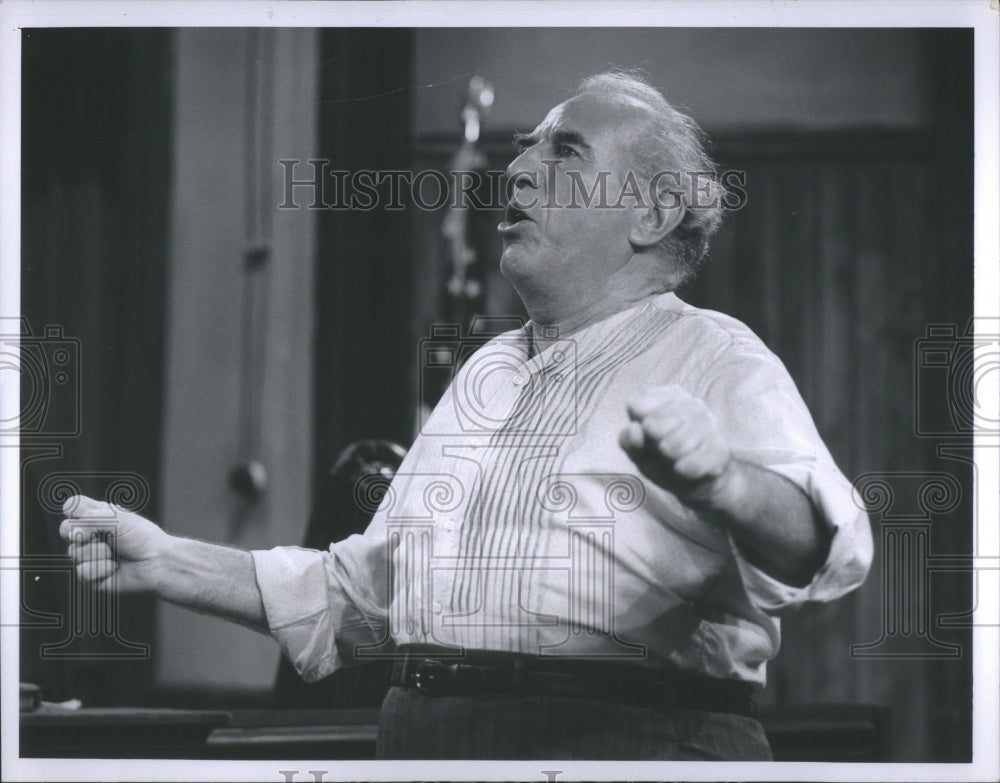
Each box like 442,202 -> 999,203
512,128 -> 592,153
512,131 -> 537,151
549,129 -> 592,152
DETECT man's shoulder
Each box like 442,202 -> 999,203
646,294 -> 802,407
651,293 -> 770,354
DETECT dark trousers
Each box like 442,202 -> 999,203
376,686 -> 773,760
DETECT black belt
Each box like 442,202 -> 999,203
388,646 -> 757,718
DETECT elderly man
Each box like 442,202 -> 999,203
61,72 -> 872,760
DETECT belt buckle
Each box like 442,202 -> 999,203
413,659 -> 446,695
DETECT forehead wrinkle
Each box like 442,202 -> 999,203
527,110 -> 599,153
560,93 -> 656,143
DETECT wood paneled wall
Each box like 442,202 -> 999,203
694,134 -> 973,761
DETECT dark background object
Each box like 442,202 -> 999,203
20,27 -> 172,708
310,29 -> 416,533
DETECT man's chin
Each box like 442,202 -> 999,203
498,246 -> 528,283
500,252 -> 555,310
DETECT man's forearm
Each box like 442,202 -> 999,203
708,459 -> 832,587
154,536 -> 269,632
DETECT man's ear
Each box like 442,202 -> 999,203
628,199 -> 685,248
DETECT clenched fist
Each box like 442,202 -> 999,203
59,495 -> 171,593
619,385 -> 742,512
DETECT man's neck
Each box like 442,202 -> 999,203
527,285 -> 665,357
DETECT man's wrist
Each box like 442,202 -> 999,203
148,532 -> 187,599
701,458 -> 749,520
146,535 -> 267,629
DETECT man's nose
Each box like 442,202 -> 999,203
505,148 -> 542,210
504,167 -> 542,212
505,143 -> 544,185
506,168 -> 536,193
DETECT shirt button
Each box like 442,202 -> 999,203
512,374 -> 524,386
443,518 -> 454,531
552,350 -> 565,364
432,602 -> 443,614
471,437 -> 482,448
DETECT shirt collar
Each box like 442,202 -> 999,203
520,291 -> 684,368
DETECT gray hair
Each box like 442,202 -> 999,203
576,71 -> 725,286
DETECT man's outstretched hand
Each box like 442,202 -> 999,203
58,494 -> 268,629
59,495 -> 171,593
619,385 -> 741,513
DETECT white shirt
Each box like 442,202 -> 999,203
251,292 -> 873,686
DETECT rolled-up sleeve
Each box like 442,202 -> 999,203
729,459 -> 873,613
701,332 -> 874,613
251,531 -> 390,683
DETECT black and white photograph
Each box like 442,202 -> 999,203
1,2 -> 998,781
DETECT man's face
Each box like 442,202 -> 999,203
498,92 -> 653,305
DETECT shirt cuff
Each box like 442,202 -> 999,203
730,460 -> 874,613
251,546 -> 341,682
